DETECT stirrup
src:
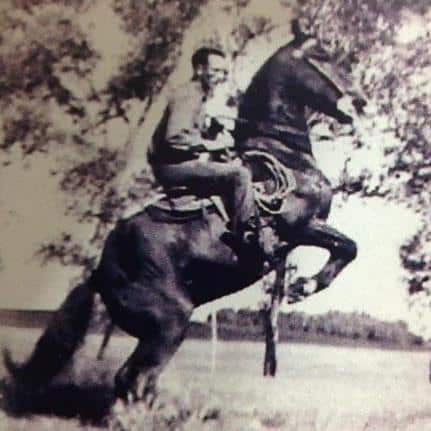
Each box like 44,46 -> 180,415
243,229 -> 258,245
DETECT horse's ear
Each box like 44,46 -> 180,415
291,19 -> 309,45
291,19 -> 302,39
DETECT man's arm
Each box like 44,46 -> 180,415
167,130 -> 206,152
163,84 -> 215,153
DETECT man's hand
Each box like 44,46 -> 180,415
202,131 -> 234,152
203,116 -> 225,140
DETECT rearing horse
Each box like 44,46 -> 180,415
3,34 -> 364,406
236,30 -> 362,297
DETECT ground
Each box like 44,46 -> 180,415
1,327 -> 431,430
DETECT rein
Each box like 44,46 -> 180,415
216,115 -> 310,154
243,150 -> 296,215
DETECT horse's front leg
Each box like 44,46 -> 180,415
283,219 -> 357,303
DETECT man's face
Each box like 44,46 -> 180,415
199,54 -> 228,90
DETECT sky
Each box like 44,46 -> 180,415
0,0 -> 429,335
193,196 -> 421,325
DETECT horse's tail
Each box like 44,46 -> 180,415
3,280 -> 95,387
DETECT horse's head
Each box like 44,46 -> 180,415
289,19 -> 331,63
289,18 -> 367,114
237,19 -> 367,141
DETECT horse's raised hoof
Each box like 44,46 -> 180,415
287,277 -> 318,303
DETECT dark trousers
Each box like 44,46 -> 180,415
154,160 -> 256,233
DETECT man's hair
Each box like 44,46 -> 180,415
191,47 -> 225,69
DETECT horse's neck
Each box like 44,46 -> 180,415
238,134 -> 312,165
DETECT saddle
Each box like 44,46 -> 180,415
144,187 -> 228,223
145,151 -> 296,223
144,160 -> 294,257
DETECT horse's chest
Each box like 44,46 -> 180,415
183,217 -> 235,264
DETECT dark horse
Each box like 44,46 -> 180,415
3,32 -> 364,406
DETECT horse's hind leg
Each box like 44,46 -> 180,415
286,219 -> 357,303
113,290 -> 192,404
115,332 -> 185,405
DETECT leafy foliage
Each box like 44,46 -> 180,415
1,0 -> 206,272
1,0 -> 430,311
0,2 -> 96,153
211,307 -> 424,347
298,0 -> 431,298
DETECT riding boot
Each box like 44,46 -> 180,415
222,215 -> 264,260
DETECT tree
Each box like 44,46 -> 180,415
298,0 -> 431,313
1,0 -> 207,277
1,0 -> 430,344
261,262 -> 297,376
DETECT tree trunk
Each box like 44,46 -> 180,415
263,260 -> 286,377
97,320 -> 115,360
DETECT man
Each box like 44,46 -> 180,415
148,47 -> 258,246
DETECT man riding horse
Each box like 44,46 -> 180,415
148,46 -> 259,250
3,20 -> 367,407
150,22 -> 364,293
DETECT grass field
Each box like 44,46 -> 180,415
1,327 -> 431,430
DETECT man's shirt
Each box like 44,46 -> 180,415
149,80 -> 208,164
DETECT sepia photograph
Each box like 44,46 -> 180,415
0,0 -> 430,430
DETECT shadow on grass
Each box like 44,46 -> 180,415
1,379 -> 115,425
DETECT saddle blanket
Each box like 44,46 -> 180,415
137,192 -> 229,223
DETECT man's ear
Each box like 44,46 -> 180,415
194,64 -> 204,78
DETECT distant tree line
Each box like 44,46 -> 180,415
185,308 -> 425,349
0,308 -> 423,350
